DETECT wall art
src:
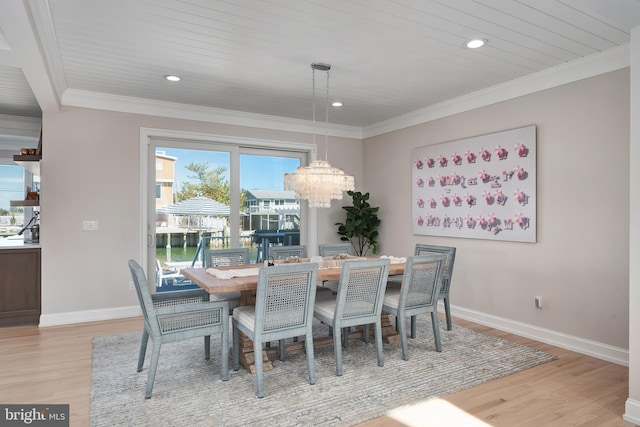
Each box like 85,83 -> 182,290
412,125 -> 536,242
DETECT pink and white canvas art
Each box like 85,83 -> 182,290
412,125 -> 536,242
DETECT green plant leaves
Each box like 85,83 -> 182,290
335,190 -> 381,256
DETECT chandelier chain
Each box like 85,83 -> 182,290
283,63 -> 354,208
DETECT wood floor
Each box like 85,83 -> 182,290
0,315 -> 633,427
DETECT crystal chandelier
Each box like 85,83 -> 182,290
284,63 -> 355,208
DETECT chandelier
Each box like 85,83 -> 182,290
284,63 -> 355,208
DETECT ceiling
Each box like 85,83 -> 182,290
1,0 -> 640,140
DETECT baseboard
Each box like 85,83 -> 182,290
447,304 -> 629,366
624,398 -> 640,425
39,305 -> 140,327
38,303 -> 629,366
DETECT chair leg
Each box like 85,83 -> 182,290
342,327 -> 349,347
255,340 -> 265,398
278,339 -> 285,361
220,331 -> 229,381
374,321 -> 384,367
397,314 -> 409,361
431,311 -> 442,352
137,329 -> 149,372
305,332 -> 316,385
232,325 -> 240,371
444,297 -> 452,330
204,335 -> 211,360
145,341 -> 162,399
333,327 -> 343,376
410,315 -> 417,339
363,324 -> 370,343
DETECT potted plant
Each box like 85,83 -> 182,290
335,191 -> 381,256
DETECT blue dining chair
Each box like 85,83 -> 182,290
204,248 -> 250,312
382,254 -> 446,360
128,259 -> 229,398
232,262 -> 319,398
313,258 -> 390,376
414,244 -> 457,331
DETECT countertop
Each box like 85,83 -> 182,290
0,238 -> 41,249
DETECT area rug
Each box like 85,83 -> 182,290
91,316 -> 556,426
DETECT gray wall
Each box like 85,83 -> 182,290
35,69 -> 631,352
363,69 -> 630,349
40,106 -> 362,317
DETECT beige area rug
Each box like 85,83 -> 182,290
91,316 -> 556,426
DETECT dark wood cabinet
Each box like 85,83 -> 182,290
0,247 -> 41,326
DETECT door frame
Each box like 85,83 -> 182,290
139,127 -> 317,279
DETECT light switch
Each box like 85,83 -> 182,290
83,220 -> 99,231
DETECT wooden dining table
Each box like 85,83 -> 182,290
181,258 -> 406,373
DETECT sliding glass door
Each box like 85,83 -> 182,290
145,134 -> 306,290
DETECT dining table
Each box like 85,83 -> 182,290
181,257 -> 406,374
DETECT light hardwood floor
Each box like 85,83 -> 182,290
0,315 -> 633,427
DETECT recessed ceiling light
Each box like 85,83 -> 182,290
465,38 -> 487,49
164,75 -> 181,82
332,101 -> 343,107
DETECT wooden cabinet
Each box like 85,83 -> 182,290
0,247 -> 41,326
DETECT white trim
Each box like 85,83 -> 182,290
140,127 -> 317,154
39,305 -> 140,327
363,44 -> 631,138
0,0 -> 59,112
139,128 -> 148,274
64,89 -> 363,139
449,304 -> 629,366
624,399 -> 640,425
27,0 -> 67,101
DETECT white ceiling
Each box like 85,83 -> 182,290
1,0 -> 640,139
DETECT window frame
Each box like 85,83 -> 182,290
140,128 -> 317,276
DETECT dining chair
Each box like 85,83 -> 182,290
414,244 -> 457,331
313,258 -> 391,376
128,259 -> 229,399
232,262 -> 319,398
317,243 -> 354,293
382,254 -> 446,360
268,245 -> 307,261
204,248 -> 250,311
318,243 -> 354,257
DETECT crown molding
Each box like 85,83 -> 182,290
59,44 -> 629,141
363,44 -> 631,138
62,89 -> 363,140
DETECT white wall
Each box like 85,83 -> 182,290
625,26 -> 640,426
364,69 -> 630,350
39,107 -> 362,321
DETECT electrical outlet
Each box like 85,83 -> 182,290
534,296 -> 543,309
129,281 -> 135,291
83,220 -> 99,231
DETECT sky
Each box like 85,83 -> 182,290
157,147 -> 300,193
0,165 -> 25,212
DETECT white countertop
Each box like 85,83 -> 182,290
0,236 -> 41,249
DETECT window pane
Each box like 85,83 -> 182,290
241,154 -> 301,262
0,165 -> 25,239
151,144 -> 303,290
155,148 -> 231,277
